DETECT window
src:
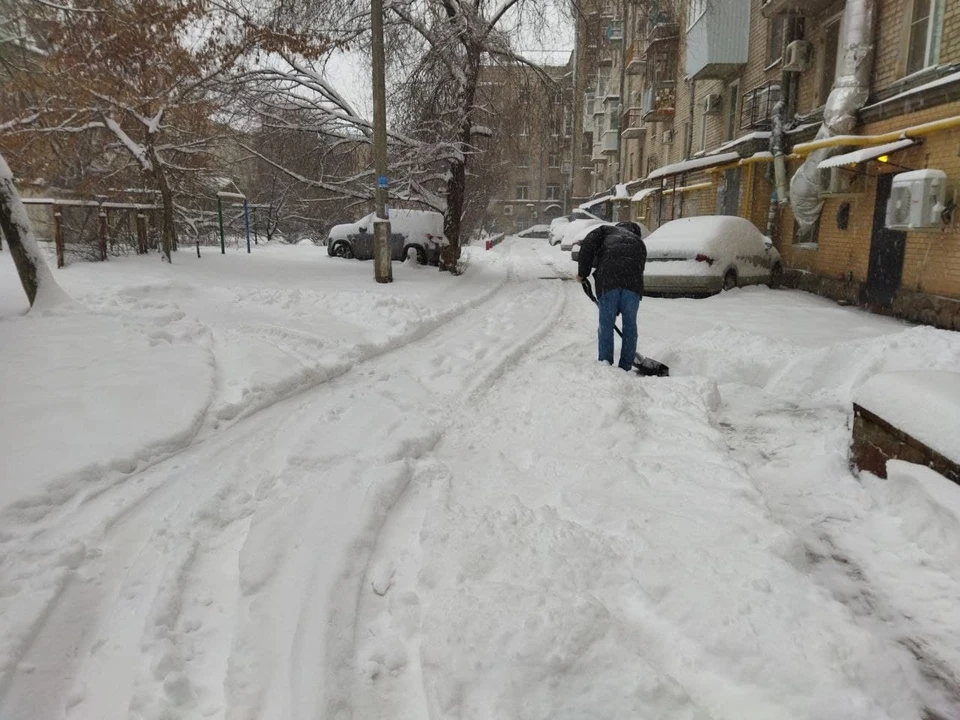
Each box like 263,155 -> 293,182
793,214 -> 820,246
546,185 -> 561,201
725,80 -> 740,141
820,16 -> 841,105
687,0 -> 706,29
768,15 -> 805,66
548,153 -> 561,168
905,0 -> 943,76
519,156 -> 530,168
516,185 -> 529,200
519,120 -> 529,137
768,15 -> 788,65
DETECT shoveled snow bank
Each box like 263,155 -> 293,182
855,370 -> 960,462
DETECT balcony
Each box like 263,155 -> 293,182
591,142 -> 606,162
620,108 -> 646,140
625,43 -> 645,75
641,83 -> 676,122
760,0 -> 834,17
644,20 -> 679,57
582,92 -> 596,123
602,129 -> 619,154
686,0 -> 749,80
605,20 -> 623,42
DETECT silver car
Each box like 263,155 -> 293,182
643,216 -> 783,296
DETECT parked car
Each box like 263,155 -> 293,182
548,217 -> 569,246
643,216 -> 783,296
326,209 -> 444,265
569,220 -> 650,262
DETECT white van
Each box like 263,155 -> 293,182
326,209 -> 445,265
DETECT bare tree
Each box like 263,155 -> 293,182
0,0 -> 331,262
241,0 -> 566,272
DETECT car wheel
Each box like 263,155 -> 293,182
722,269 -> 738,291
768,262 -> 783,289
403,244 -> 427,265
332,241 -> 354,259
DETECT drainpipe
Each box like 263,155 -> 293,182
616,0 -> 629,189
790,0 -> 876,235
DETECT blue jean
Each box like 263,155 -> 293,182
598,289 -> 641,370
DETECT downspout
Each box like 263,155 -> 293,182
617,0 -> 628,190
790,0 -> 876,235
769,15 -> 798,235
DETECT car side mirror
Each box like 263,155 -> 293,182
763,237 -> 773,248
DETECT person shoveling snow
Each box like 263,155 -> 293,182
576,222 -> 668,376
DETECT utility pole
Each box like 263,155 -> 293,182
371,0 -> 393,283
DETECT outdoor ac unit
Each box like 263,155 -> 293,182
819,167 -> 862,196
885,169 -> 947,230
503,205 -> 513,215
662,129 -> 675,145
783,40 -> 812,72
703,93 -> 722,116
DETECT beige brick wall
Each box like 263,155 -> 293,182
874,0 -> 960,91
778,100 -> 960,300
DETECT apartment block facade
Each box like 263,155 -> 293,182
574,0 -> 960,328
480,57 -> 577,234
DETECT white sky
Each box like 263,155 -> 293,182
324,0 -> 575,119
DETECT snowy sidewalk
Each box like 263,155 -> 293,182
2,238 -> 960,720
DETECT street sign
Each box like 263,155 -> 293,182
378,175 -> 389,188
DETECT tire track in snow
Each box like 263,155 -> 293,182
0,242 -> 561,720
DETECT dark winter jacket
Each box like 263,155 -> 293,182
577,223 -> 647,298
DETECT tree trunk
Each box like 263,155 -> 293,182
440,49 -> 481,274
148,146 -> 177,262
0,152 -> 69,308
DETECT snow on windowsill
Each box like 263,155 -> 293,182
793,243 -> 819,250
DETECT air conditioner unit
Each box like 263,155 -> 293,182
886,169 -> 947,230
819,166 -> 862,196
503,205 -> 513,215
783,40 -> 812,72
662,129 -> 675,145
703,93 -> 722,116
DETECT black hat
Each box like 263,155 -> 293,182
616,221 -> 644,238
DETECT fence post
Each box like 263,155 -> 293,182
54,204 -> 65,268
136,213 -> 147,254
98,208 -> 108,260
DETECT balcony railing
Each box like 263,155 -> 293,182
641,83 -> 676,122
621,108 -> 646,139
740,81 -> 781,130
644,20 -> 679,57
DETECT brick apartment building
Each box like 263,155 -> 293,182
573,0 -> 960,328
480,56 -> 578,235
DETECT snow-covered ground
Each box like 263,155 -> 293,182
2,239 -> 960,720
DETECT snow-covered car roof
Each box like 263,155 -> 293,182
645,216 -> 766,259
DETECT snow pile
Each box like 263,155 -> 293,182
855,370 -> 960,462
769,325 -> 960,406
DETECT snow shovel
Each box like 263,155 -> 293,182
580,279 -> 670,377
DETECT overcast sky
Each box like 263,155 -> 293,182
325,1 -> 575,119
